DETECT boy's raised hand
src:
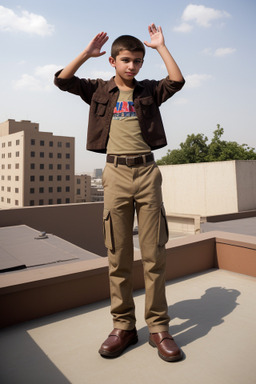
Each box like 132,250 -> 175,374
144,23 -> 165,50
86,32 -> 109,58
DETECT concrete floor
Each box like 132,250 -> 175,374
1,269 -> 256,384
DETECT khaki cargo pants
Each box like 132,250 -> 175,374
102,159 -> 170,333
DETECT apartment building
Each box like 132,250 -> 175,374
75,174 -> 92,202
0,119 -> 75,208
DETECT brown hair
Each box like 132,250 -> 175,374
111,35 -> 145,59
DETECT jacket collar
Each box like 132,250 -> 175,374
107,77 -> 144,92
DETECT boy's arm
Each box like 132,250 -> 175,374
144,24 -> 184,82
58,32 -> 109,79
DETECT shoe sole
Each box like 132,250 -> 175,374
99,336 -> 138,358
149,339 -> 183,362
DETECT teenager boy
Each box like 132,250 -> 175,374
54,23 -> 185,362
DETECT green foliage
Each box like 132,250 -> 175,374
157,124 -> 256,165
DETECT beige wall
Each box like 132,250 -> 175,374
160,160 -> 256,216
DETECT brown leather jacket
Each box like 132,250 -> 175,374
54,71 -> 185,153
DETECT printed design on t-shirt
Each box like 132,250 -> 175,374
113,100 -> 136,119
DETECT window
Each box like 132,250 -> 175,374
16,151 -> 19,157
40,164 -> 44,170
66,186 -> 70,192
49,152 -> 53,158
77,179 -> 81,184
1,176 -> 4,180
30,200 -> 35,206
7,187 -> 11,192
15,200 -> 19,205
65,198 -> 70,203
66,153 -> 70,159
57,164 -> 62,170
16,140 -> 20,145
31,139 -> 35,145
30,188 -> 35,194
57,175 -> 62,181
8,141 -> 12,147
66,142 -> 70,148
7,198 -> 11,204
30,175 -> 35,182
8,164 -> 11,169
1,154 -> 5,158
15,163 -> 19,169
39,175 -> 44,181
49,175 -> 53,181
15,188 -> 19,193
66,164 -> 70,170
39,187 -> 44,193
7,176 -> 11,181
48,199 -> 53,205
39,199 -> 44,205
15,176 -> 19,181
66,175 -> 70,181
40,140 -> 44,146
57,153 -> 62,159
77,189 -> 81,194
49,141 -> 53,147
57,141 -> 62,147
57,198 -> 62,204
1,197 -> 4,202
57,186 -> 62,192
49,187 -> 53,193
8,153 -> 11,158
31,151 -> 35,157
1,186 -> 4,191
30,163 -> 35,169
40,152 -> 44,158
49,164 -> 53,170
2,143 -> 5,148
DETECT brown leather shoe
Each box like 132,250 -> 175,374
99,328 -> 138,358
149,332 -> 183,362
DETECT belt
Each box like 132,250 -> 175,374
106,153 -> 154,167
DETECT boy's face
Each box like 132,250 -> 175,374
109,50 -> 144,83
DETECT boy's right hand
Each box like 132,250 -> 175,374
85,32 -> 109,58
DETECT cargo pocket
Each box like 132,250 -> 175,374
103,209 -> 114,251
158,204 -> 169,246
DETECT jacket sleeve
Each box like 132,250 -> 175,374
54,70 -> 99,105
151,76 -> 185,106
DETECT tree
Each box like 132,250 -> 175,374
156,125 -> 256,165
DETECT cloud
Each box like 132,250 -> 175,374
202,47 -> 236,57
13,64 -> 61,91
174,4 -> 231,33
89,70 -> 113,80
214,47 -> 236,57
0,5 -> 54,36
185,74 -> 212,88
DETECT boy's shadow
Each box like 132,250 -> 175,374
167,287 -> 240,347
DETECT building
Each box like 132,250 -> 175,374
0,119 -> 75,208
75,174 -> 92,202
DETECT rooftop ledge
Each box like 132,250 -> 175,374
1,230 -> 256,328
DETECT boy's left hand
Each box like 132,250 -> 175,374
144,23 -> 165,49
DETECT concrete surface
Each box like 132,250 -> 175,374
1,269 -> 255,384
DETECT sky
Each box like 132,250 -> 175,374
0,0 -> 256,173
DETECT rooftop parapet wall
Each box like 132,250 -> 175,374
0,231 -> 256,328
160,160 -> 256,217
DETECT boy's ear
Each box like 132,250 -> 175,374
109,56 -> 116,68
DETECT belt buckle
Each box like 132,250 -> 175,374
125,157 -> 135,167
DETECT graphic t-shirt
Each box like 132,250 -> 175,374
107,90 -> 151,154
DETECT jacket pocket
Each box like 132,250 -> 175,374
92,95 -> 109,117
139,96 -> 157,119
158,204 -> 169,246
103,209 -> 114,251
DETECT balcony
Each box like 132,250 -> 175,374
0,203 -> 256,383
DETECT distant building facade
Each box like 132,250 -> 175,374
75,174 -> 92,202
0,119 -> 75,208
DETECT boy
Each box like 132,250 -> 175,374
54,23 -> 185,362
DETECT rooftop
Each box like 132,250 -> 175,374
1,269 -> 255,384
0,203 -> 256,383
